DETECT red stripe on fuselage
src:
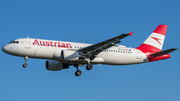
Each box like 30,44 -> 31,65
136,44 -> 171,62
148,54 -> 170,62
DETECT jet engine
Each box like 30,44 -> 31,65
46,60 -> 69,71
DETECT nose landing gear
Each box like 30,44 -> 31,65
23,56 -> 28,68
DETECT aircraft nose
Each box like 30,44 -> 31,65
2,45 -> 9,53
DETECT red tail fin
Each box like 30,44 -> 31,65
137,25 -> 168,53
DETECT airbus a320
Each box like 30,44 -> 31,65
2,25 -> 177,76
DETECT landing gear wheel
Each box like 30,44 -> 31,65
75,70 -> 82,76
23,63 -> 27,68
86,64 -> 93,70
23,56 -> 28,68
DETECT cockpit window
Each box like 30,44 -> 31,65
9,40 -> 19,44
9,41 -> 13,43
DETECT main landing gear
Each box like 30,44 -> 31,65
74,64 -> 93,76
75,70 -> 82,76
74,64 -> 82,76
86,64 -> 93,70
23,56 -> 28,68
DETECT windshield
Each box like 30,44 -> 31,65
9,40 -> 19,44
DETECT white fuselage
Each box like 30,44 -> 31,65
2,38 -> 148,65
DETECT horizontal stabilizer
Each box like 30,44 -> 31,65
150,48 -> 177,56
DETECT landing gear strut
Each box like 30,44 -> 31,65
23,56 -> 28,68
74,64 -> 82,76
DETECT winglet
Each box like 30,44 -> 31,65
128,31 -> 133,36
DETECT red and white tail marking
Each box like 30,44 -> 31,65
137,25 -> 168,53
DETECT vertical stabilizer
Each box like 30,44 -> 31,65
137,25 -> 168,53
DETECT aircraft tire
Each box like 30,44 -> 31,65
23,63 -> 27,68
75,70 -> 82,76
86,64 -> 93,70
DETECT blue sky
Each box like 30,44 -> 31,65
0,0 -> 180,101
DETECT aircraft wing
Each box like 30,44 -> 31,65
78,32 -> 133,60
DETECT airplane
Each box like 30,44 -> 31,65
2,25 -> 177,76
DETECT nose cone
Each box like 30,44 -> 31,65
2,45 -> 11,54
2,44 -> 20,56
2,45 -> 8,53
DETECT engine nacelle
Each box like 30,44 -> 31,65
61,50 -> 79,61
46,60 -> 69,71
